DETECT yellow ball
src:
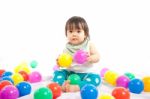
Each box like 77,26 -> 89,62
14,65 -> 22,73
22,66 -> 31,74
99,94 -> 115,99
142,76 -> 150,92
14,62 -> 29,73
11,73 -> 24,85
14,65 -> 30,74
58,53 -> 72,68
104,70 -> 119,86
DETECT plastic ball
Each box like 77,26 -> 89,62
29,71 -> 42,83
0,69 -> 5,77
2,71 -> 13,77
112,87 -> 130,99
128,78 -> 144,94
16,81 -> 31,97
81,84 -> 98,99
47,82 -> 61,99
74,50 -> 88,64
53,65 -> 59,71
52,71 -> 66,86
116,75 -> 130,88
100,68 -> 109,77
58,53 -> 72,68
30,60 -> 38,68
22,66 -> 31,74
68,74 -> 81,85
142,76 -> 150,92
19,71 -> 29,81
14,62 -> 28,73
99,94 -> 115,99
1,85 -> 19,99
124,72 -> 135,80
11,73 -> 24,85
34,87 -> 52,99
0,80 -> 12,90
1,76 -> 14,84
14,65 -> 22,73
104,71 -> 119,86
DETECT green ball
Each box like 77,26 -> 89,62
124,72 -> 135,80
30,60 -> 38,68
34,87 -> 52,99
68,74 -> 81,85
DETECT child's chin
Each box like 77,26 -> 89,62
70,42 -> 79,45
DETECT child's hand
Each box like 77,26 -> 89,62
87,54 -> 99,63
87,55 -> 93,63
86,52 -> 93,63
56,55 -> 60,66
56,59 -> 60,66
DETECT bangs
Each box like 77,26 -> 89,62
66,22 -> 83,31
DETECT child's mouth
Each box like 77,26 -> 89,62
72,38 -> 77,41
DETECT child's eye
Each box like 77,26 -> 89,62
77,31 -> 81,33
69,31 -> 73,33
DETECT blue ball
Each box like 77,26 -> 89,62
128,78 -> 144,94
80,84 -> 98,99
16,81 -> 32,97
2,71 -> 13,77
52,71 -> 66,85
0,76 -> 14,84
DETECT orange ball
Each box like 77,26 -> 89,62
0,69 -> 5,77
19,71 -> 29,81
47,82 -> 62,99
112,87 -> 130,99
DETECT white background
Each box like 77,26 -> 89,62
0,0 -> 150,77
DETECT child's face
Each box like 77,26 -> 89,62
66,28 -> 86,45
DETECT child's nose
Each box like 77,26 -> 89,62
72,32 -> 77,36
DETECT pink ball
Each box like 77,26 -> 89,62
29,71 -> 42,83
74,50 -> 88,64
53,65 -> 59,71
1,85 -> 19,99
116,75 -> 130,88
100,68 -> 109,77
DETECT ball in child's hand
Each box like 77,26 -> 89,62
74,50 -> 88,64
58,53 -> 72,68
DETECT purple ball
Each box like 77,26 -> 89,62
100,68 -> 109,77
29,71 -> 42,83
116,75 -> 130,88
1,85 -> 19,99
74,50 -> 88,64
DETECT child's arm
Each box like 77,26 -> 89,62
87,43 -> 100,63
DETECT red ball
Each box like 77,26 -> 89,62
19,71 -> 29,81
0,69 -> 5,77
47,82 -> 62,99
112,87 -> 130,99
0,80 -> 12,90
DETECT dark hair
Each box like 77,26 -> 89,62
65,16 -> 90,38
